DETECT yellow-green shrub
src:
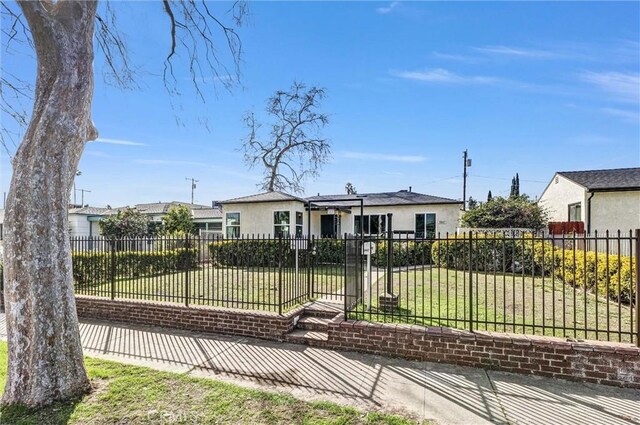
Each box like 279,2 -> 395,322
558,249 -> 636,304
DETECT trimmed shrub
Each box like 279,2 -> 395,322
558,249 -> 636,305
431,235 -> 556,275
372,240 -> 433,268
72,248 -> 198,285
432,234 -> 636,304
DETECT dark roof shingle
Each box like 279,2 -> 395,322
558,167 -> 640,191
307,191 -> 461,207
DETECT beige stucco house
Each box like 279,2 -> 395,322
220,190 -> 463,238
538,167 -> 640,234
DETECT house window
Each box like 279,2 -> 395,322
274,211 -> 290,237
354,215 -> 387,236
568,203 -> 581,222
226,212 -> 240,238
415,213 -> 436,239
296,212 -> 304,237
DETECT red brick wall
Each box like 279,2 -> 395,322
326,317 -> 640,389
75,296 -> 300,340
73,296 -> 639,388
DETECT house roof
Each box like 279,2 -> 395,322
192,207 -> 222,219
133,201 -> 211,214
557,167 -> 640,192
221,191 -> 307,204
69,206 -> 114,216
307,190 -> 461,207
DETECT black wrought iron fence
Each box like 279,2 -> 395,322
71,234 -> 318,312
348,230 -> 639,345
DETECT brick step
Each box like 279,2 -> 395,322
303,305 -> 342,320
285,329 -> 329,347
296,316 -> 332,331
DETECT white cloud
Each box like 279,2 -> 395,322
474,45 -> 559,58
135,159 -> 207,167
601,107 -> 640,123
94,138 -> 146,146
580,71 -> 640,103
376,1 -> 400,14
340,151 -> 426,163
392,68 -> 499,85
432,51 -> 479,63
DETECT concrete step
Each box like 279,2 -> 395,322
296,316 -> 332,331
285,329 -> 328,347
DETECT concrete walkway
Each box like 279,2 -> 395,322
1,314 -> 639,424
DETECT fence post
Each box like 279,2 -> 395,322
635,229 -> 639,347
468,230 -> 473,332
185,233 -> 190,307
110,240 -> 116,300
278,234 -> 283,315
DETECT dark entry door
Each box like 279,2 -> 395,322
320,214 -> 337,238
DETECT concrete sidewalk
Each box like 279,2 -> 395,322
1,314 -> 638,424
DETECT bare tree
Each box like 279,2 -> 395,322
242,82 -> 330,194
1,0 -> 244,408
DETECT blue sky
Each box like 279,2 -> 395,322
1,1 -> 639,207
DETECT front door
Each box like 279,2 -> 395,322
320,214 -> 338,238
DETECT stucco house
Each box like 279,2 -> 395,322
220,189 -> 463,238
68,202 -> 223,238
538,167 -> 640,234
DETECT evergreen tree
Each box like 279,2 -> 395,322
487,190 -> 493,202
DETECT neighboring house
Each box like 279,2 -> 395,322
220,189 -> 463,238
538,167 -> 640,234
68,201 -> 223,237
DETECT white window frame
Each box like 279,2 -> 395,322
225,212 -> 241,238
273,210 -> 291,237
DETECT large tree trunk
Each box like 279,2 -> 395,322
2,1 -> 98,408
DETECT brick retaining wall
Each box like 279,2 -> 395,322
75,296 -> 301,340
73,296 -> 640,388
326,316 -> 640,389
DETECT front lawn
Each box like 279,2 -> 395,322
355,267 -> 635,343
0,342 -> 418,424
74,264 -> 345,312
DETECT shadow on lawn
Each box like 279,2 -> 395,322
0,398 -> 81,424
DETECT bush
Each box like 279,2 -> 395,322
558,250 -> 636,305
432,234 -> 636,305
209,238 -> 347,268
72,248 -> 198,285
372,240 -> 432,268
431,235 -> 556,275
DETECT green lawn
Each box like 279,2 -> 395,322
75,265 -> 345,312
0,342 -> 419,425
355,267 -> 635,343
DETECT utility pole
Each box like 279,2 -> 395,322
462,150 -> 472,211
76,188 -> 91,206
186,177 -> 199,204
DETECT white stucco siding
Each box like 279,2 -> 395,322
222,200 -> 307,236
590,191 -> 640,234
68,214 -> 91,237
538,174 -> 586,222
359,204 -> 461,236
310,204 -> 461,237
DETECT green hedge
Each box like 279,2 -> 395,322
208,238 -> 433,268
73,248 -> 198,285
432,236 -> 635,304
371,240 -> 433,268
431,236 -> 556,275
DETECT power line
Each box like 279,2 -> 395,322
470,174 -> 546,183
